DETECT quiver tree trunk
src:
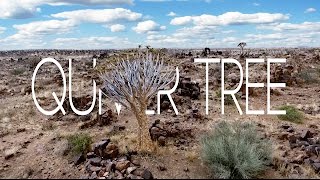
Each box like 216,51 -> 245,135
137,111 -> 154,153
132,101 -> 155,153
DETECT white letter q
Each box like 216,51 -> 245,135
32,58 -> 67,116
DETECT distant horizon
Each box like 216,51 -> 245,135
0,46 -> 319,52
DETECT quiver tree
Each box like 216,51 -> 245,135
201,47 -> 211,57
237,42 -> 247,58
205,47 -> 211,56
100,53 -> 175,153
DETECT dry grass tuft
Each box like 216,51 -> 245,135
185,150 -> 199,162
108,131 -> 139,155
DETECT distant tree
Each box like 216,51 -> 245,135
238,42 -> 247,57
205,47 -> 211,55
201,47 -> 211,57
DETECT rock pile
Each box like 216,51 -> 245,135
276,125 -> 320,173
48,95 -> 117,128
297,104 -> 320,116
176,77 -> 200,100
63,96 -> 94,113
149,77 -> 199,113
0,87 -> 8,96
271,64 -> 300,86
149,119 -> 193,147
20,85 -> 32,95
152,94 -> 191,114
78,110 -> 116,129
79,139 -> 154,179
180,62 -> 198,73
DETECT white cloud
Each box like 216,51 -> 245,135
52,8 -> 142,24
13,19 -> 77,36
167,11 -> 177,17
48,0 -> 134,6
109,24 -> 126,32
0,19 -> 76,49
170,12 -> 289,26
305,8 -> 316,13
245,33 -> 286,41
0,7 -> 142,49
0,27 -> 6,34
174,25 -> 216,39
132,20 -> 166,34
0,0 -> 134,19
145,18 -> 320,48
0,0 -> 41,19
253,3 -> 260,6
244,32 -> 320,47
53,36 -> 135,49
222,30 -> 235,34
0,39 -> 47,50
222,37 -> 237,43
257,22 -> 320,32
146,34 -> 188,44
140,0 -> 171,2
145,25 -> 217,47
247,21 -> 320,47
139,0 -> 211,2
170,16 -> 193,26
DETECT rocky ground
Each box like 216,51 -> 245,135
0,48 -> 320,179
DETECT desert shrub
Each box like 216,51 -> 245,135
224,95 -> 235,105
297,69 -> 320,84
85,61 -> 93,67
185,151 -> 198,162
11,68 -> 25,75
201,121 -> 271,179
277,105 -> 304,123
41,121 -> 56,131
216,90 -> 240,106
27,57 -> 41,70
67,133 -> 92,155
224,63 -> 237,70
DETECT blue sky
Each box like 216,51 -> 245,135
0,0 -> 319,50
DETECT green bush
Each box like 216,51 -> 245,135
201,121 -> 271,179
216,90 -> 240,106
297,69 -> 320,84
11,68 -> 25,75
277,105 -> 304,123
67,133 -> 92,155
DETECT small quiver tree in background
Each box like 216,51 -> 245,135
100,53 -> 175,153
237,42 -> 247,59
